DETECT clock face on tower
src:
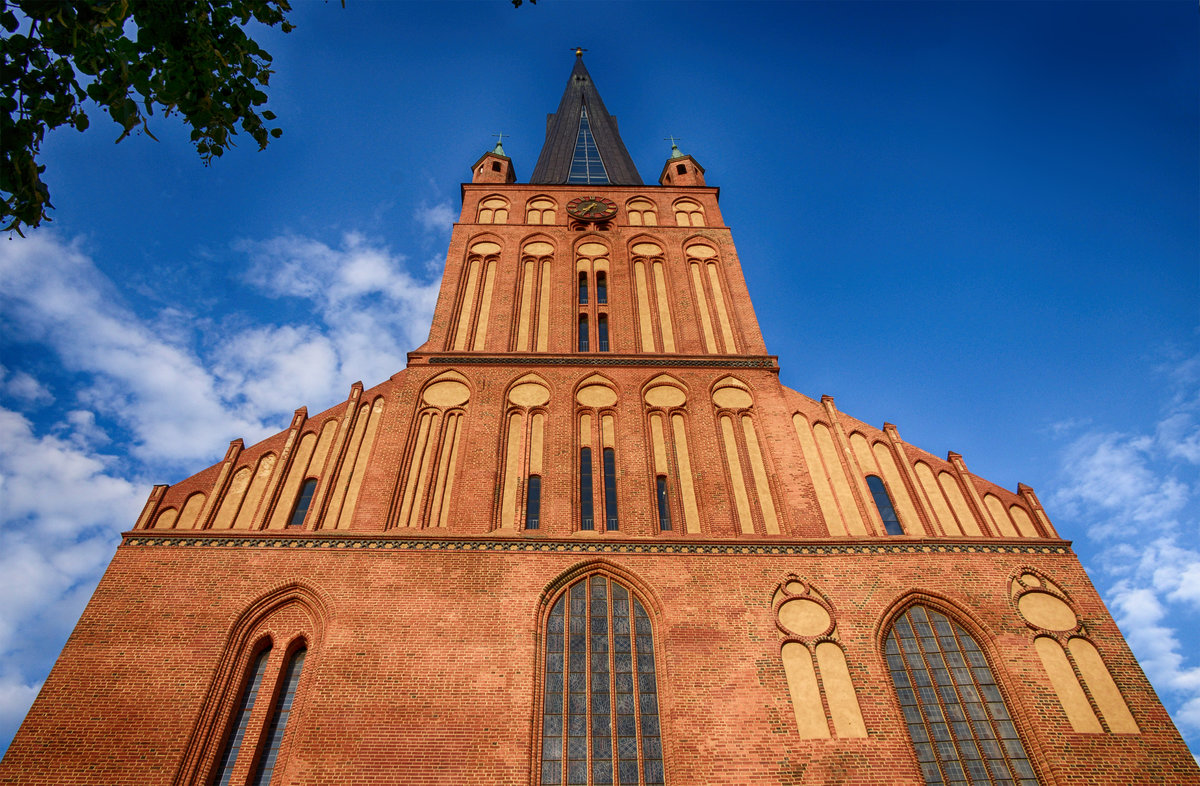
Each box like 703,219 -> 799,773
566,195 -> 618,221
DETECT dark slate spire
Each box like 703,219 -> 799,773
529,51 -> 643,186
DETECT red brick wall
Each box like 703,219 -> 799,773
3,539 -> 1195,784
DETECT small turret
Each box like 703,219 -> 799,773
659,139 -> 706,186
471,138 -> 516,184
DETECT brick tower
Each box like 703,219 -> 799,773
3,52 -> 1196,785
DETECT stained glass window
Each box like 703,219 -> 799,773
251,647 -> 306,785
540,576 -> 664,785
211,647 -> 271,786
567,106 -> 610,185
866,475 -> 903,535
885,606 -> 1038,786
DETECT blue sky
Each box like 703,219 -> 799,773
1,0 -> 1196,759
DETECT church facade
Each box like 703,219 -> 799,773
3,54 -> 1196,785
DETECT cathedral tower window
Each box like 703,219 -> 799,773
250,645 -> 307,785
579,447 -> 595,530
602,447 -> 619,530
626,198 -> 657,226
642,379 -> 700,534
865,475 -> 904,535
654,476 -> 671,531
685,244 -> 736,354
630,242 -> 675,354
211,646 -> 271,786
450,241 -> 501,351
538,574 -> 665,785
525,476 -> 542,530
477,196 -> 509,224
672,198 -> 704,227
498,377 -> 550,531
576,381 -> 619,533
885,606 -> 1038,786
567,105 -> 610,184
576,242 -> 610,353
527,197 -> 558,224
515,241 -> 554,352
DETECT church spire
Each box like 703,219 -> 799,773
529,51 -> 643,185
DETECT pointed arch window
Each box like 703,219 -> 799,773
885,606 -> 1037,786
251,646 -> 307,785
866,475 -> 904,535
539,575 -> 664,785
211,646 -> 271,785
286,478 -> 318,528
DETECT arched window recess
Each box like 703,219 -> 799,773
537,572 -> 665,785
884,603 -> 1038,786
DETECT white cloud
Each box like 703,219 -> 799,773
0,229 -> 439,752
1052,430 -> 1189,538
415,201 -> 456,234
0,234 -> 264,466
1111,585 -> 1200,730
238,232 -> 440,384
0,367 -> 53,406
1050,349 -> 1200,734
0,405 -> 144,747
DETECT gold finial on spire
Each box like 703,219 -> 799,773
573,46 -> 587,57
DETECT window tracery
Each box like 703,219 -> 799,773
538,573 -> 664,785
885,605 -> 1038,786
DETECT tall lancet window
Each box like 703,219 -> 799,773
539,575 -> 665,786
567,106 -> 610,184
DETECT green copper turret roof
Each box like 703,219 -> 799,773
529,54 -> 643,186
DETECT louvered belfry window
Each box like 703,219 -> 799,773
885,606 -> 1038,786
540,575 -> 664,785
